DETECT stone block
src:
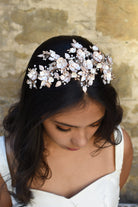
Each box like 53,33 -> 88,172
120,175 -> 138,203
132,104 -> 138,114
112,63 -> 132,98
96,0 -> 138,40
0,74 -> 22,98
121,105 -> 129,119
11,8 -> 68,44
122,122 -> 138,137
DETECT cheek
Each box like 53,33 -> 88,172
44,124 -> 56,138
43,123 -> 69,142
87,126 -> 99,137
43,122 -> 54,137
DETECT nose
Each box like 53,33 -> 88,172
71,129 -> 89,148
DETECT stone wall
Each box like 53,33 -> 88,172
0,0 -> 138,203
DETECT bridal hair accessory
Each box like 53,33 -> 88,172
26,39 -> 113,92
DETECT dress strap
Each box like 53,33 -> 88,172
0,136 -> 12,191
114,126 -> 124,172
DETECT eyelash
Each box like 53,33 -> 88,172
90,122 -> 101,127
56,122 -> 101,132
56,126 -> 71,132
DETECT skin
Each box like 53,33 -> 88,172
0,97 -> 133,206
43,98 -> 105,151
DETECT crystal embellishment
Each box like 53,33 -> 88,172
26,39 -> 113,92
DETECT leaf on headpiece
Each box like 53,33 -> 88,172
65,53 -> 70,59
55,81 -> 62,87
72,39 -> 83,49
82,85 -> 87,93
68,48 -> 76,53
39,65 -> 45,70
92,46 -> 99,51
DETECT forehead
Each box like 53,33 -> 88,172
51,98 -> 105,127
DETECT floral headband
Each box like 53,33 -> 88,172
26,39 -> 113,92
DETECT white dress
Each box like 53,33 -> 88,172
0,126 -> 124,207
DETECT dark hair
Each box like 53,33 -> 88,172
2,35 -> 123,205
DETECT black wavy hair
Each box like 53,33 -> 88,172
2,35 -> 123,206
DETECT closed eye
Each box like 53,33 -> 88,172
56,125 -> 71,132
56,123 -> 100,132
90,121 -> 101,127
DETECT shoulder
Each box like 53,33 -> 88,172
120,128 -> 133,188
122,128 -> 133,161
0,137 -> 12,207
0,174 -> 12,207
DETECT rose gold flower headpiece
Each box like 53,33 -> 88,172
26,39 -> 113,92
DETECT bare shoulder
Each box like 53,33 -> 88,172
122,128 -> 133,156
0,174 -> 12,207
120,128 -> 133,189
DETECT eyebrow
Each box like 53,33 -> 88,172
52,116 -> 104,128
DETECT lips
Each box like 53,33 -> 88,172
66,147 -> 80,151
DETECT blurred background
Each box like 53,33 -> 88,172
0,0 -> 137,204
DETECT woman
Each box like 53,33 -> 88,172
0,36 -> 133,207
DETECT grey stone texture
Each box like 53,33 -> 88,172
0,0 -> 138,203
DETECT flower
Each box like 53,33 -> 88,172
93,52 -> 103,62
69,60 -> 80,71
27,68 -> 38,81
57,57 -> 68,69
76,49 -> 85,61
83,59 -> 93,70
38,70 -> 50,81
102,63 -> 109,71
26,79 -> 37,89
